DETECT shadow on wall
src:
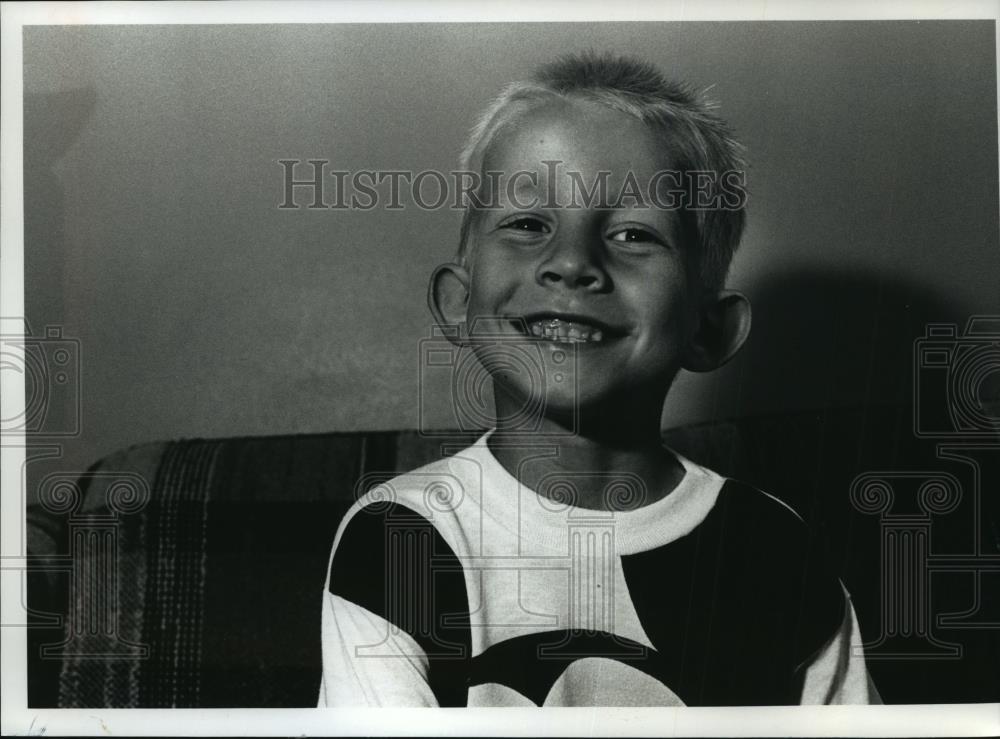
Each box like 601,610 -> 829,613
23,86 -> 96,390
22,89 -> 97,504
24,88 -> 97,327
683,264 -> 969,422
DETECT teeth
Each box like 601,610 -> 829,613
527,319 -> 605,343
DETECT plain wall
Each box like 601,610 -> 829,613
21,22 -> 1000,499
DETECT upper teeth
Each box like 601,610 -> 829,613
529,319 -> 604,343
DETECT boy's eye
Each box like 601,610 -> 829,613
609,227 -> 662,245
500,217 -> 549,233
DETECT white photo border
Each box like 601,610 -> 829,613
2,1 -> 998,736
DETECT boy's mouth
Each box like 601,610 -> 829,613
512,314 -> 621,344
528,318 -> 603,343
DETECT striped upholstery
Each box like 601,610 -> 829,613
31,431 -> 486,707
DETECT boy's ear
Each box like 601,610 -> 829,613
681,290 -> 752,373
427,262 -> 471,345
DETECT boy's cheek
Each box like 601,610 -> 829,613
467,261 -> 523,312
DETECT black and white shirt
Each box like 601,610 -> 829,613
320,433 -> 879,706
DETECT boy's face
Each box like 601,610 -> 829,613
454,99 -> 704,423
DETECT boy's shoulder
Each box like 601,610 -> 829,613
332,448 -> 483,550
355,449 -> 479,515
710,476 -> 809,537
680,473 -> 828,570
635,471 -> 845,630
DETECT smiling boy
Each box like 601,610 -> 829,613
319,53 -> 878,707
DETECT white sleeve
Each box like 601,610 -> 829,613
799,587 -> 882,704
318,591 -> 439,707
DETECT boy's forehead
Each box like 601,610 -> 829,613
481,99 -> 673,192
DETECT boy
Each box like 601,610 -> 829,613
319,53 -> 878,706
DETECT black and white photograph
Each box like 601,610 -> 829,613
1,1 -> 998,736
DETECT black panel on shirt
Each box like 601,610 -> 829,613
329,503 -> 471,706
620,478 -> 846,705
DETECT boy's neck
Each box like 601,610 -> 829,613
487,413 -> 685,512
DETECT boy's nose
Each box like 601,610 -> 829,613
535,237 -> 609,292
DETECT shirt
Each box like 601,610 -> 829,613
319,432 -> 879,706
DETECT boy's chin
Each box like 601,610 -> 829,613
492,384 -> 579,429
491,381 -> 650,435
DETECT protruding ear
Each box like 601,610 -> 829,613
427,262 -> 471,345
681,290 -> 752,372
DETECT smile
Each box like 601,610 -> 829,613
527,318 -> 604,344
